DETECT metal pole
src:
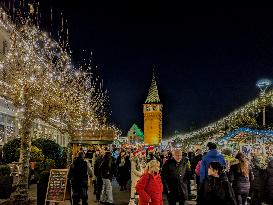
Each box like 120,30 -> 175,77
263,106 -> 266,126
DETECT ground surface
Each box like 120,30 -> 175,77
28,179 -> 197,205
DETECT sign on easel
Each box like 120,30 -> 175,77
45,169 -> 69,205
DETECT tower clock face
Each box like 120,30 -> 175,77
145,105 -> 152,111
145,104 -> 162,112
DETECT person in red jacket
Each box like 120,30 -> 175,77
135,160 -> 163,205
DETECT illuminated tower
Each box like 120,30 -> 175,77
143,72 -> 162,145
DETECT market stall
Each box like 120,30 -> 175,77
218,127 -> 273,156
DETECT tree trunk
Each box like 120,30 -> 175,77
66,142 -> 72,166
66,128 -> 73,166
12,110 -> 32,204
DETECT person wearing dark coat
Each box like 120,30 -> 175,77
184,152 -> 194,199
99,151 -> 116,204
146,146 -> 162,166
250,156 -> 267,205
94,150 -> 104,202
162,149 -> 191,205
192,149 -> 203,174
192,149 -> 203,205
229,152 -> 254,205
116,150 -> 131,191
199,161 -> 237,205
265,157 -> 273,205
68,152 -> 92,205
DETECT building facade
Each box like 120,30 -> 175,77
0,8 -> 69,148
143,73 -> 162,145
127,123 -> 144,144
0,97 -> 69,147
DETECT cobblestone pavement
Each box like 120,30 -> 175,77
28,179 -> 197,205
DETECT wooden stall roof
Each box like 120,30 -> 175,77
71,129 -> 115,143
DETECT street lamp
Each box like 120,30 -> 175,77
256,79 -> 272,126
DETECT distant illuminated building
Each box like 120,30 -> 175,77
143,72 -> 162,145
127,123 -> 144,144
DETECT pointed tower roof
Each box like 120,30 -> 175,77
127,123 -> 144,139
145,70 -> 160,103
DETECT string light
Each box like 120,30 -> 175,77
0,5 -> 120,201
166,89 -> 273,144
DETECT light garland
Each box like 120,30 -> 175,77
166,90 -> 273,143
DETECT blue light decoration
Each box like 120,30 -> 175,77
256,79 -> 272,93
219,127 -> 273,144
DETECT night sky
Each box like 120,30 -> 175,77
23,3 -> 273,137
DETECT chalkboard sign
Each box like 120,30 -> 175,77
45,169 -> 69,204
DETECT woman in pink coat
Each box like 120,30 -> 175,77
135,160 -> 163,205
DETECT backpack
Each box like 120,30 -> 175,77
195,160 -> 202,176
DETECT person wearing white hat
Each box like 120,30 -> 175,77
129,150 -> 144,205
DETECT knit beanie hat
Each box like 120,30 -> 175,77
133,150 -> 140,156
147,146 -> 154,152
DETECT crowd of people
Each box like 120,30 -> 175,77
67,143 -> 273,205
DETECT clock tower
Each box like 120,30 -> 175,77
143,72 -> 162,145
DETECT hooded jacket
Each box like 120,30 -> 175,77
135,173 -> 163,205
200,149 -> 226,183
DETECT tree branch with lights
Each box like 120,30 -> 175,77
0,11 -> 109,203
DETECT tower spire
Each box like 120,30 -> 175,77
145,69 -> 160,103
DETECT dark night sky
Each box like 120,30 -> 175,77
33,3 -> 273,137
